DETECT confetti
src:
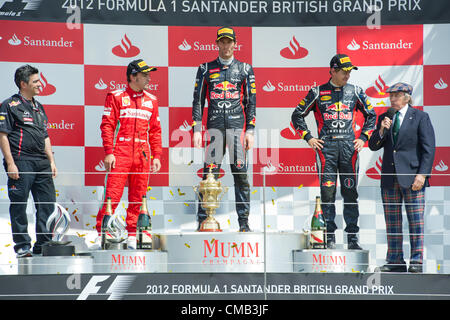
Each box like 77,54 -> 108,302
92,190 -> 97,194
187,160 -> 194,166
272,199 -> 275,205
227,219 -> 230,225
298,184 -> 303,189
152,210 -> 155,216
76,232 -> 86,238
178,188 -> 185,196
184,243 -> 191,248
147,186 -> 152,191
271,186 -> 276,192
85,223 -> 90,227
72,209 -> 78,215
168,219 -> 172,222
5,244 -> 11,247
169,190 -> 174,196
231,243 -> 237,248
90,215 -> 96,218
74,216 -> 79,222
184,203 -> 189,207
438,264 -> 441,271
251,189 -> 258,195
210,238 -> 216,244
149,196 -> 156,200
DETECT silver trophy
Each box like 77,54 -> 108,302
43,203 -> 75,256
103,211 -> 128,250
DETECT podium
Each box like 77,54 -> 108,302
293,249 -> 369,272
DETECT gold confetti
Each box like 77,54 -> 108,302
438,264 -> 441,271
149,196 -> 156,200
152,210 -> 155,216
251,189 -> 258,195
169,190 -> 174,196
210,238 -> 215,244
231,243 -> 237,248
320,270 -> 327,273
168,219 -> 172,222
298,184 -> 304,189
72,209 -> 78,215
271,186 -> 276,192
272,199 -> 275,205
85,223 -> 90,227
178,188 -> 185,196
5,244 -> 11,247
184,203 -> 189,207
227,219 -> 231,225
74,216 -> 79,222
147,186 -> 152,191
76,232 -> 86,238
90,215 -> 96,218
184,243 -> 190,248
351,268 -> 360,273
92,190 -> 97,194
187,160 -> 194,166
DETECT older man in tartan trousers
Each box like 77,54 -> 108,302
369,82 -> 435,273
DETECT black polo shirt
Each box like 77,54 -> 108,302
0,93 -> 49,160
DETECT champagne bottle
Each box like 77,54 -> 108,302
101,197 -> 113,250
136,195 -> 152,250
310,196 -> 327,249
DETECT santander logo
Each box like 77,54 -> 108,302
366,156 -> 382,180
280,36 -> 308,60
281,122 -> 301,140
178,39 -> 192,51
38,73 -> 56,96
8,34 -> 21,46
347,39 -> 360,51
112,34 -> 140,58
434,78 -> 448,90
261,161 -> 277,175
365,75 -> 390,99
262,80 -> 276,92
94,78 -> 108,90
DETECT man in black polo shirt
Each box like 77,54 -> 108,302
0,65 -> 57,258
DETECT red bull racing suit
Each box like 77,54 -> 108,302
192,58 -> 256,224
291,80 -> 376,234
96,86 -> 162,235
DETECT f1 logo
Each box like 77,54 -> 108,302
68,274 -> 135,300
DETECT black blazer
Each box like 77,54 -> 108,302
368,105 -> 436,189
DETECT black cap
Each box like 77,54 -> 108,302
330,54 -> 358,71
126,59 -> 157,76
216,27 -> 236,41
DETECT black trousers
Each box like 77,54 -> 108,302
197,128 -> 250,222
316,140 -> 360,234
5,159 -> 55,253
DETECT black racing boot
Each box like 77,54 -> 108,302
347,233 -> 363,250
238,219 -> 251,232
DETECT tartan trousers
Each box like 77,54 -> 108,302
381,178 -> 425,264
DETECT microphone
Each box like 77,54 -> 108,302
385,107 -> 396,120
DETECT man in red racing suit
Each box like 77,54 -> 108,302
96,59 -> 162,245
291,54 -> 376,249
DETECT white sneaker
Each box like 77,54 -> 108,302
127,236 -> 136,250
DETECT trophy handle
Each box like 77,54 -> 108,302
193,186 -> 201,200
218,186 -> 229,202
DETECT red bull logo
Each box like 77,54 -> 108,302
322,181 -> 336,187
214,81 -> 237,91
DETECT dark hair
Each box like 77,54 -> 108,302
14,65 -> 39,89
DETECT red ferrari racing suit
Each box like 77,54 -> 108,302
96,86 -> 162,235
